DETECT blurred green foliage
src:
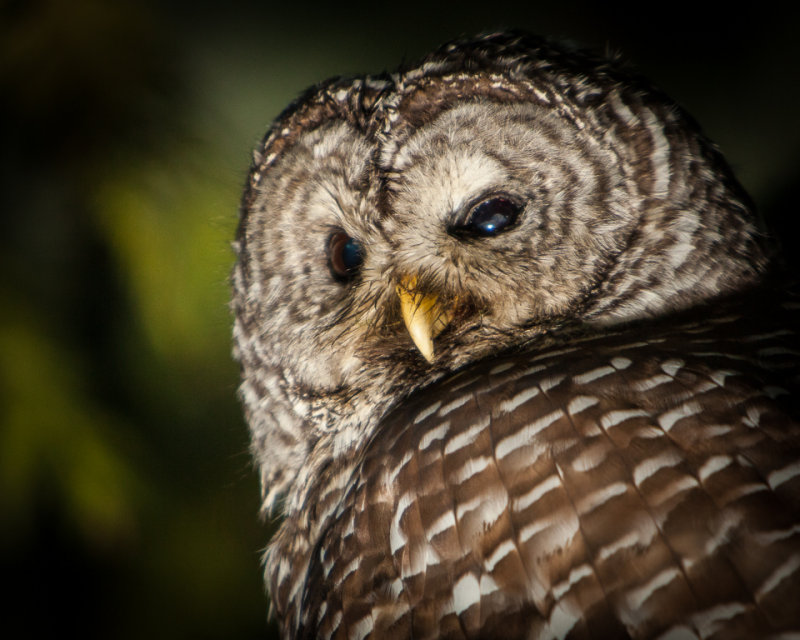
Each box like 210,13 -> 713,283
1,0 -> 797,638
0,0 -> 273,636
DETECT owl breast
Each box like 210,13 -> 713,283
267,285 -> 800,639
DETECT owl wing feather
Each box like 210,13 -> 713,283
274,283 -> 800,639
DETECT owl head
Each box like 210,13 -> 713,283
232,32 -> 773,512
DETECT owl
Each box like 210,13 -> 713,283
232,32 -> 800,639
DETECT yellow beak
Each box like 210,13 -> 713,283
396,275 -> 453,362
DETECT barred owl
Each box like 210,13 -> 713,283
232,32 -> 800,639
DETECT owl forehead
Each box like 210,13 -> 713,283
389,138 -> 507,225
382,101 -> 597,223
259,120 -> 377,231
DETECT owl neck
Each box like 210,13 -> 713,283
252,367 -> 400,518
583,186 -> 773,325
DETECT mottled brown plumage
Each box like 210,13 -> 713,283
232,32 -> 800,639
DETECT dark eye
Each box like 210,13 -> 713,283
455,196 -> 521,237
327,230 -> 364,282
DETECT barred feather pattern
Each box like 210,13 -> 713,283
267,287 -> 800,639
232,31 -> 800,640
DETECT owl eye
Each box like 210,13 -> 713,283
452,196 -> 521,238
328,230 -> 364,282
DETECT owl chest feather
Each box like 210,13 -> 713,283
266,286 -> 800,640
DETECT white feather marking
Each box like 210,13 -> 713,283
660,359 -> 684,377
643,108 -> 671,197
341,516 -> 355,538
633,374 -> 673,391
597,531 -> 640,562
611,357 -> 633,369
609,91 -> 638,126
692,602 -> 748,637
480,574 -> 500,597
702,510 -> 742,557
566,395 -> 599,415
423,541 -> 442,568
577,482 -> 628,515
600,409 -> 650,430
414,401 -> 442,423
571,442 -> 609,472
340,557 -> 360,582
496,410 -> 564,459
598,522 -> 658,562
754,524 -> 800,545
450,456 -> 491,485
347,615 -> 373,640
552,563 -> 593,600
520,363 -> 548,376
532,87 -> 550,103
528,346 -> 581,362
632,426 -> 666,440
449,374 -> 482,392
458,490 -> 508,526
329,612 -> 342,637
513,474 -> 561,512
388,450 -> 414,484
419,421 -> 450,450
632,451 -> 683,487
539,374 -> 567,392
388,577 -> 404,598
650,475 -> 699,506
427,510 -> 457,539
573,365 -> 615,385
741,329 -> 794,342
489,361 -> 516,375
455,494 -> 485,521
743,405 -> 764,428
452,573 -> 481,616
657,401 -> 702,431
697,424 -> 733,439
698,455 -> 733,483
443,417 -> 490,456
440,393 -> 473,416
546,600 -> 581,640
666,219 -> 698,270
721,482 -> 768,505
485,539 -> 517,572
768,460 -> 800,489
497,386 -> 540,416
625,567 -> 681,610
390,492 -> 414,555
519,510 -> 580,546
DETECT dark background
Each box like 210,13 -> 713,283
2,1 -> 798,638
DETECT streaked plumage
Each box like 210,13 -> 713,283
232,32 -> 800,639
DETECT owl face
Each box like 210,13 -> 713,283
233,33 -> 772,510
241,119 -> 384,393
380,100 -> 638,333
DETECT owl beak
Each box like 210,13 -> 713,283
396,275 -> 453,362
